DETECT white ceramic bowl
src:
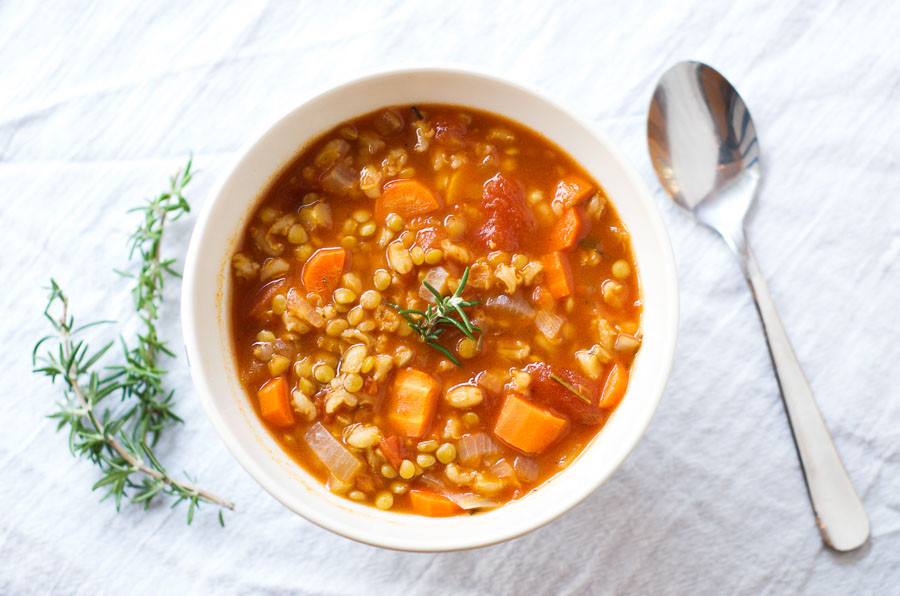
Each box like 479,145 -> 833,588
182,66 -> 678,551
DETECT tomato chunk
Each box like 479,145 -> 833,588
476,174 -> 536,251
525,362 -> 603,425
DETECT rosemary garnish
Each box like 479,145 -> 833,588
32,158 -> 234,525
388,266 -> 481,367
550,372 -> 592,405
411,106 -> 424,120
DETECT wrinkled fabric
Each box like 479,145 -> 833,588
1,1 -> 899,594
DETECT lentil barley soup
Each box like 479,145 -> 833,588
230,104 -> 641,516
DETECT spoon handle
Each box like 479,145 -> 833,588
732,237 -> 869,551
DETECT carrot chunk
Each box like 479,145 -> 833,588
542,251 -> 574,299
301,247 -> 347,296
600,363 -> 628,409
385,368 -> 441,438
376,179 -> 440,221
257,377 -> 294,428
409,489 -> 461,517
547,207 -> 585,252
552,175 -> 593,210
493,393 -> 568,454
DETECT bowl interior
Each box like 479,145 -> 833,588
182,67 -> 678,551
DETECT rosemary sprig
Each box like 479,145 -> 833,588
113,157 -> 193,447
550,372 -> 592,405
388,266 -> 481,367
32,158 -> 234,525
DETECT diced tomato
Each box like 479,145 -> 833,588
247,278 -> 288,319
476,174 -> 536,251
433,117 -> 468,149
524,362 -> 603,425
378,435 -> 411,470
415,226 -> 444,251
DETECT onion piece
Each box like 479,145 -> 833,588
457,432 -> 498,467
513,455 -> 539,483
446,492 -> 499,511
320,162 -> 357,195
304,422 -> 362,482
417,475 -> 499,510
287,288 -> 324,328
614,333 -> 641,356
476,370 -> 505,394
491,459 -> 516,480
535,310 -> 564,340
484,291 -> 534,319
419,267 -> 449,302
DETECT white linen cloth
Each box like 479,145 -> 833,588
2,1 -> 899,593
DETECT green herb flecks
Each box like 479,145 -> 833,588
388,266 -> 481,367
550,372 -> 592,405
32,158 -> 234,525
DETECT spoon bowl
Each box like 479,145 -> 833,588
648,61 -> 869,552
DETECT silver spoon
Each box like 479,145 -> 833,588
647,61 -> 869,551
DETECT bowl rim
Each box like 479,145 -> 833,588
181,63 -> 679,551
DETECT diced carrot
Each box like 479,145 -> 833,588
600,363 -> 629,409
547,207 -> 585,252
409,489 -> 461,517
552,175 -> 593,210
531,284 -> 555,310
378,435 -> 409,470
376,179 -> 440,220
257,377 -> 294,428
248,278 -> 287,319
493,393 -> 568,454
385,368 -> 441,438
301,247 -> 347,296
542,252 -> 574,299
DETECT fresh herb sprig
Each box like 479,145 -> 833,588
114,158 -> 193,447
32,158 -> 234,525
388,266 -> 481,367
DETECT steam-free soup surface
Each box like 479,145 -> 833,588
230,104 -> 641,516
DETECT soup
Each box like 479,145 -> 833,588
229,104 -> 641,516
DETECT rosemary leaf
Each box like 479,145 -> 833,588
550,372 -> 592,405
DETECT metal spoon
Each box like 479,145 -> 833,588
647,61 -> 869,551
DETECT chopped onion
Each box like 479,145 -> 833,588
457,432 -> 498,467
417,475 -> 499,510
418,474 -> 447,492
614,333 -> 641,356
484,292 -> 534,319
476,370 -> 504,394
419,267 -> 449,302
320,162 -> 357,195
446,492 -> 499,510
287,288 -> 324,328
513,455 -> 539,483
491,459 -> 516,479
373,109 -> 404,136
304,422 -> 362,482
535,310 -> 564,340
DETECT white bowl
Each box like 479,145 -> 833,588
182,66 -> 679,551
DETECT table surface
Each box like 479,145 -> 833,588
3,1 -> 899,594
